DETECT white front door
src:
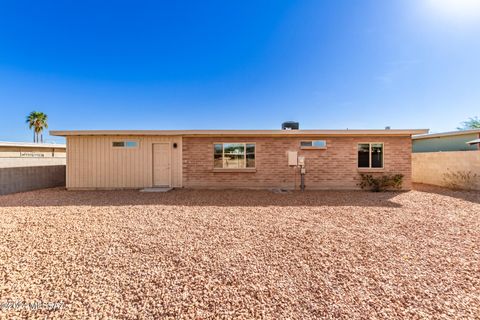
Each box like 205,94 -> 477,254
153,143 -> 171,187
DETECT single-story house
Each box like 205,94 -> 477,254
412,129 -> 480,153
0,141 -> 66,168
50,127 -> 427,191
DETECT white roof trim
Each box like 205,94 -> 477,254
466,139 -> 480,145
50,129 -> 428,137
413,129 -> 480,140
0,141 -> 66,148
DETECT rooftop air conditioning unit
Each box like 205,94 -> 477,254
282,121 -> 299,130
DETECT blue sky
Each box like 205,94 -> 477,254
1,0 -> 480,143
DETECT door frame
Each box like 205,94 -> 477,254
152,142 -> 172,187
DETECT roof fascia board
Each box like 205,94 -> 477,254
50,129 -> 429,137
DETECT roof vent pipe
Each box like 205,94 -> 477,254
282,121 -> 299,130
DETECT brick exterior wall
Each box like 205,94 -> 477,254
182,136 -> 412,190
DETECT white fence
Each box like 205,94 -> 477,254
412,151 -> 480,190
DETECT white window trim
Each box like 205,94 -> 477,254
358,142 -> 384,169
213,142 -> 256,169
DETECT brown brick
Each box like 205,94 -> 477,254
183,137 -> 412,190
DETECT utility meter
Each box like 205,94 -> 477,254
298,156 -> 305,167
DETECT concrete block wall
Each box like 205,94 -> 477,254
0,165 -> 66,195
0,157 -> 66,168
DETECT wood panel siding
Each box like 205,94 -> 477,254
66,136 -> 182,189
412,133 -> 479,153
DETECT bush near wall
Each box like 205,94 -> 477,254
442,170 -> 479,190
358,173 -> 404,192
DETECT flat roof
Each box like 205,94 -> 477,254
412,129 -> 480,140
50,129 -> 428,137
0,141 -> 66,148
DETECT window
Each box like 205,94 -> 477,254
112,141 -> 138,148
300,140 -> 327,149
214,143 -> 255,169
358,143 -> 383,168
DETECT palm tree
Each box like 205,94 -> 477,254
26,111 -> 48,143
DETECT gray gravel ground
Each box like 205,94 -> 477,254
0,185 -> 479,319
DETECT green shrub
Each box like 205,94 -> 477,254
358,174 -> 404,192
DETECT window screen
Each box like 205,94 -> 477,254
371,144 -> 383,168
112,141 -> 125,147
358,144 -> 370,168
300,140 -> 327,148
125,141 -> 138,148
112,141 -> 138,148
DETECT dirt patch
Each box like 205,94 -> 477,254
0,186 -> 479,319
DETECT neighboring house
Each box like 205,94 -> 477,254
50,127 -> 426,191
411,130 -> 480,190
0,141 -> 67,195
0,141 -> 66,168
412,130 -> 480,153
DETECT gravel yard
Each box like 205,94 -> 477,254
0,185 -> 479,319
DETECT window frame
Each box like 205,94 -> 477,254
300,140 -> 327,149
357,142 -> 384,169
112,140 -> 139,149
213,142 -> 256,170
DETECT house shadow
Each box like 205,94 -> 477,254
0,187 -> 405,208
412,183 -> 480,205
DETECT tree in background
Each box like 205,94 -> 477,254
26,111 -> 48,143
457,117 -> 480,130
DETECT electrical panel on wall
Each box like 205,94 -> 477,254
288,151 -> 298,166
